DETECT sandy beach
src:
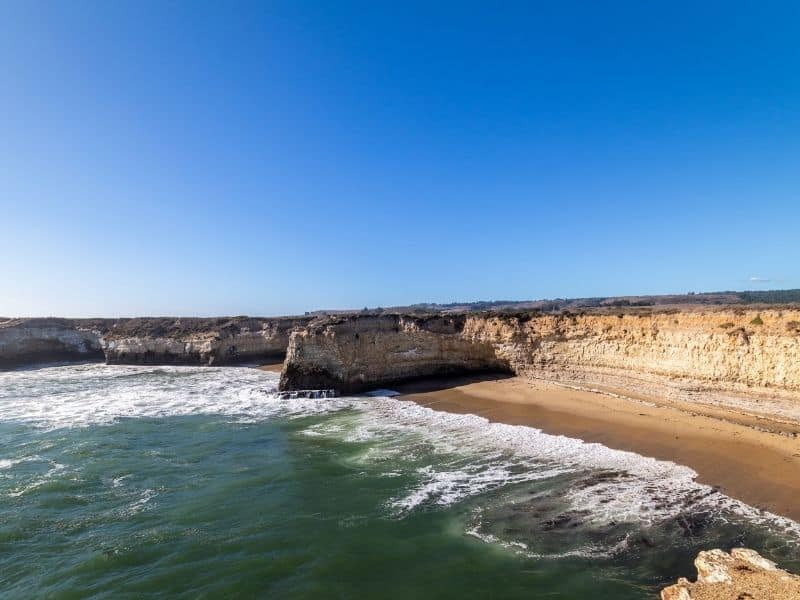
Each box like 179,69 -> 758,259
258,362 -> 284,373
397,374 -> 800,523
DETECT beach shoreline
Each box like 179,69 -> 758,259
395,374 -> 800,523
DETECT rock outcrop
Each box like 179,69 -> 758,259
280,309 -> 800,419
101,316 -> 312,366
280,314 -> 511,394
661,548 -> 800,599
0,316 -> 313,369
0,318 -> 106,369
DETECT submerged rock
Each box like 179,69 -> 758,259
661,548 -> 800,599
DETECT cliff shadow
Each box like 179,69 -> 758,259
390,371 -> 515,395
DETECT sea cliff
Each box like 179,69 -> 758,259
280,308 -> 800,420
100,317 -> 312,365
8,306 -> 800,421
0,318 -> 106,369
0,316 -> 312,369
279,314 -> 511,393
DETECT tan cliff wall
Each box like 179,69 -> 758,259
280,309 -> 800,416
464,309 -> 800,390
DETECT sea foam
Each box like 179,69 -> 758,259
1,364 -> 798,547
0,364 -> 353,429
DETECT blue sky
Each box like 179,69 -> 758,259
1,2 -> 798,317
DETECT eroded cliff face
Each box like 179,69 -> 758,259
100,317 -> 313,366
0,319 -> 105,368
280,309 -> 800,417
0,316 -> 313,369
280,314 -> 511,393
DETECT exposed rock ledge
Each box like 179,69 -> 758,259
279,309 -> 800,421
661,548 -> 800,599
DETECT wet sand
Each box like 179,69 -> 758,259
258,362 -> 284,373
396,375 -> 800,522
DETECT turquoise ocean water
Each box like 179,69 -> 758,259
1,365 -> 798,598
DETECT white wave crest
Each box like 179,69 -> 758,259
0,364 -> 355,429
2,364 -> 799,544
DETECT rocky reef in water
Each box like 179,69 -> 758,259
661,548 -> 800,599
0,316 -> 313,369
279,308 -> 800,418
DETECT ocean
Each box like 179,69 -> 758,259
1,364 -> 798,598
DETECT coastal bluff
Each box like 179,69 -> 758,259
6,306 -> 800,421
279,314 -> 511,393
0,316 -> 312,369
0,318 -> 106,369
279,309 -> 800,419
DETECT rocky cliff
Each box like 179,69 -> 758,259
279,309 -> 800,418
661,548 -> 800,599
280,314 -> 511,393
100,317 -> 312,366
0,318 -> 106,369
0,316 -> 313,369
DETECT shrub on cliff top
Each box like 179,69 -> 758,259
750,315 -> 764,326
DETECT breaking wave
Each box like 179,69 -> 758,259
2,363 -> 798,557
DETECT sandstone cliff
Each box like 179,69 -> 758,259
661,548 -> 800,599
280,314 -> 511,393
279,309 -> 800,420
0,316 -> 313,369
101,317 -> 312,366
0,318 -> 105,369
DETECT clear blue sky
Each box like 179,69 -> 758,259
2,2 -> 798,317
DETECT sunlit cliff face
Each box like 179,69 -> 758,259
281,309 -> 800,416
